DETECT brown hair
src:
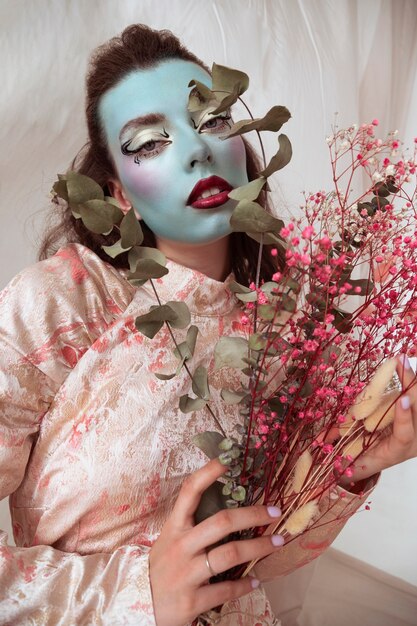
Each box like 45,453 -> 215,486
39,24 -> 283,284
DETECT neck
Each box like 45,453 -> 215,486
155,236 -> 231,281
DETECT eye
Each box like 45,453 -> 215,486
199,115 -> 232,134
121,129 -> 171,161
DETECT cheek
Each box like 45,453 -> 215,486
119,158 -> 160,200
222,136 -> 247,169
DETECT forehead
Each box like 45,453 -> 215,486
99,59 -> 211,143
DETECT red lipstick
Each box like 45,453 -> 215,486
187,175 -> 233,209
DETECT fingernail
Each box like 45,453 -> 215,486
400,354 -> 411,370
250,577 -> 260,589
401,395 -> 410,410
267,506 -> 281,518
271,534 -> 285,547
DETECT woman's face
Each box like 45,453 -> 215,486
99,60 -> 249,244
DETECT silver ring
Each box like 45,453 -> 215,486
205,550 -> 216,578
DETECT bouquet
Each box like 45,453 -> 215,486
52,65 -> 417,591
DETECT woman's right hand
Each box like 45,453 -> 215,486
149,458 -> 284,626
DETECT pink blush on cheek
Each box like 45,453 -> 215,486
121,159 -> 160,199
228,137 -> 247,167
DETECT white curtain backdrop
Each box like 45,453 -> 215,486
1,0 -> 417,591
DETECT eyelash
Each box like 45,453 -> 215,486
121,115 -> 232,164
199,114 -> 232,133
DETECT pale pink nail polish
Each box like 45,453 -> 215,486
400,354 -> 411,370
401,395 -> 410,410
271,534 -> 285,547
250,578 -> 260,589
267,506 -> 281,518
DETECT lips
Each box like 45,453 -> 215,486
187,175 -> 233,209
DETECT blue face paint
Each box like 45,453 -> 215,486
99,60 -> 248,244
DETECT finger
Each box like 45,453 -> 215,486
397,355 -> 417,397
199,534 -> 284,583
393,392 -> 415,447
194,577 -> 260,617
171,458 -> 228,528
187,505 -> 282,554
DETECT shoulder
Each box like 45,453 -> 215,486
0,244 -> 136,379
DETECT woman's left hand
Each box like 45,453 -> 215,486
341,355 -> 417,486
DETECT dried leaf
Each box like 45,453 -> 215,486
214,336 -> 248,370
225,106 -> 291,138
259,134 -> 293,177
212,63 -> 249,97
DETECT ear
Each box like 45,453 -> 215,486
107,179 -> 142,219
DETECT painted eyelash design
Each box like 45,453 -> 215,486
121,128 -> 170,159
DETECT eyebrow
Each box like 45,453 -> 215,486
119,113 -> 166,141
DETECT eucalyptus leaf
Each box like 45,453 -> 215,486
214,336 -> 248,370
220,389 -> 248,405
78,200 -> 122,234
128,259 -> 169,281
236,291 -> 259,303
135,304 -> 179,339
120,208 -> 144,248
248,333 -> 268,351
257,304 -> 276,321
228,177 -> 267,202
103,239 -> 131,259
229,280 -> 254,294
173,325 -> 199,361
193,431 -> 224,459
165,301 -> 191,329
230,200 -> 283,234
194,480 -> 229,524
188,79 -> 214,104
225,105 -> 291,138
52,179 -> 69,202
260,134 -> 293,177
247,231 -> 286,246
179,394 -> 207,413
66,171 -> 104,203
128,246 -> 166,272
192,365 -> 211,400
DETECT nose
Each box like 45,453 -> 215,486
184,129 -> 213,170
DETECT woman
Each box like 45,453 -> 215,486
1,24 -> 416,626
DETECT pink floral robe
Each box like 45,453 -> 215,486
0,244 -> 374,625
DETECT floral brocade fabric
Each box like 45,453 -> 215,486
0,244 -> 372,625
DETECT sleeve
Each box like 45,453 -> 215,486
254,476 -> 379,582
0,246 -> 156,625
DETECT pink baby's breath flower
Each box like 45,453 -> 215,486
372,118 -> 379,126
272,271 -> 282,282
304,340 -> 319,352
280,227 -> 290,237
271,248 -> 278,257
302,225 -> 315,240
